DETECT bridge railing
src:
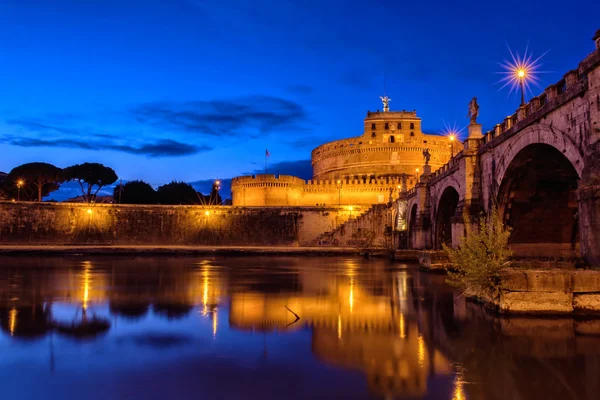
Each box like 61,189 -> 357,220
480,63 -> 590,147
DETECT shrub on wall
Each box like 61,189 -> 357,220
444,207 -> 512,298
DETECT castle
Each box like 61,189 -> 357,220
231,101 -> 459,206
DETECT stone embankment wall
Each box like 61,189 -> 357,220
498,269 -> 600,315
0,202 -> 361,246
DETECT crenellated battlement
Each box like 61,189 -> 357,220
231,174 -> 307,186
232,174 -> 405,188
427,44 -> 600,185
231,173 -> 407,206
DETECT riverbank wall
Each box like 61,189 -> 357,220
0,202 -> 363,247
496,269 -> 600,315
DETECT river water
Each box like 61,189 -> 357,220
0,256 -> 598,400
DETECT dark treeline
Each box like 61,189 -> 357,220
0,162 -> 222,205
113,180 -> 222,205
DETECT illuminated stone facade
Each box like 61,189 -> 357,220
232,109 -> 457,206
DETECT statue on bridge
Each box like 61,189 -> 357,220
468,97 -> 479,123
380,95 -> 391,112
422,148 -> 431,165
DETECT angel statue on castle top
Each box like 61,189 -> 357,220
380,95 -> 391,112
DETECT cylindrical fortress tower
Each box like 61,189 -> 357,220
312,110 -> 454,181
231,104 -> 460,206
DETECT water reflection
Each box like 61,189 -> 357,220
0,256 -> 598,400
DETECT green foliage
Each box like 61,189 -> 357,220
157,181 -> 200,205
444,207 -> 512,297
62,162 -> 118,203
114,180 -> 157,204
4,162 -> 62,202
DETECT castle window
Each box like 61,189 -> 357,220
371,123 -> 376,129
410,122 -> 415,129
410,131 -> 415,136
397,122 -> 402,129
423,140 -> 427,143
389,136 -> 395,143
371,132 -> 376,138
384,123 -> 389,130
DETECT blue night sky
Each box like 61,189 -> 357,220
0,0 -> 598,199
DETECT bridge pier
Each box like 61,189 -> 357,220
412,167 -> 432,249
578,185 -> 600,266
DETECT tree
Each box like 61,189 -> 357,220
62,163 -> 118,203
4,162 -> 62,202
157,181 -> 200,205
444,207 -> 512,298
114,180 -> 157,204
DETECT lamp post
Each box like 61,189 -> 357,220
336,180 -> 342,206
211,179 -> 221,205
415,168 -> 419,182
449,134 -> 455,158
517,68 -> 526,106
16,180 -> 24,201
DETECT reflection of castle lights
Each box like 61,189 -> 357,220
337,315 -> 342,340
399,313 -> 406,339
417,335 -> 426,367
349,277 -> 354,313
9,308 -> 17,336
202,272 -> 209,315
212,309 -> 218,338
452,371 -> 466,400
82,261 -> 92,310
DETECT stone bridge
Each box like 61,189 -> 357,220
404,30 -> 600,265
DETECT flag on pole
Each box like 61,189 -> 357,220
265,149 -> 270,174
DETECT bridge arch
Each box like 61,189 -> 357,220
434,185 -> 460,249
497,142 -> 580,258
494,124 -> 584,188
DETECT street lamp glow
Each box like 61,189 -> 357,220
16,179 -> 25,201
87,209 -> 92,214
205,210 -> 211,216
496,45 -> 549,105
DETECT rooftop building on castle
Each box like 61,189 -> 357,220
231,100 -> 461,206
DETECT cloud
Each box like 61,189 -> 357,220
6,137 -> 208,157
131,95 -> 310,137
5,119 -> 81,136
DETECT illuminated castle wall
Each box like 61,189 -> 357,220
231,108 -> 458,206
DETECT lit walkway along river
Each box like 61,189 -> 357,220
0,257 -> 598,400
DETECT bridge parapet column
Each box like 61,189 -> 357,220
448,122 -> 485,248
413,167 -> 432,249
578,34 -> 600,266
